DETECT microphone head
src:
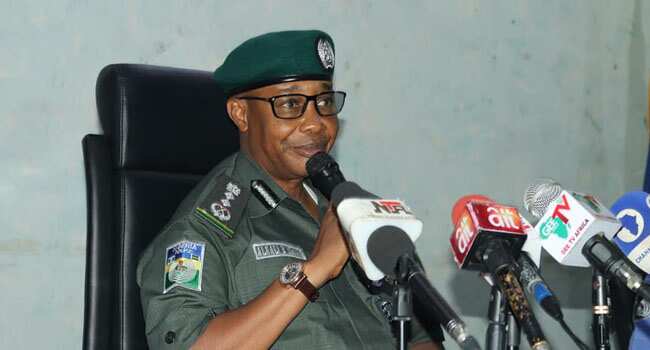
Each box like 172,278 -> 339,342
449,197 -> 527,270
367,225 -> 415,276
331,181 -> 379,206
582,234 -> 627,274
306,152 -> 345,200
451,194 -> 493,225
531,188 -> 621,267
611,191 -> 650,274
523,178 -> 563,219
306,151 -> 333,176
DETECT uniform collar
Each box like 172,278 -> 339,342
232,151 -> 330,218
304,178 -> 330,218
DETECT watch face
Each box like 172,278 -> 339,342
280,262 -> 303,284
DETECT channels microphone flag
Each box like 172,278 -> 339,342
610,191 -> 650,350
611,191 -> 650,274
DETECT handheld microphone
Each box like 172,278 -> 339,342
307,152 -> 481,349
523,179 -> 650,302
450,195 -> 550,350
331,182 -> 423,281
307,153 -> 422,281
306,152 -> 346,200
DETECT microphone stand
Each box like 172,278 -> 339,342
505,307 -> 521,350
486,285 -> 507,350
392,255 -> 413,350
592,269 -> 611,350
390,254 -> 482,350
485,284 -> 520,350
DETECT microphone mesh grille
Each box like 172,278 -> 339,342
523,178 -> 564,218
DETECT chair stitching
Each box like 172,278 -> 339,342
118,77 -> 127,167
119,173 -> 127,349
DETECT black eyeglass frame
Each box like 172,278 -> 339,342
237,90 -> 347,119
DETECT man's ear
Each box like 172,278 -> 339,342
226,97 -> 248,132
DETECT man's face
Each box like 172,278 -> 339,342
232,80 -> 339,181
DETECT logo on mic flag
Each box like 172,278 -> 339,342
454,212 -> 476,255
539,217 -> 569,240
612,191 -> 650,274
617,209 -> 644,243
371,200 -> 413,215
538,194 -> 572,240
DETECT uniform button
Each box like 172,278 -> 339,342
165,331 -> 176,344
375,299 -> 392,320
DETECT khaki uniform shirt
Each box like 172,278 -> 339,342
137,152 -> 440,349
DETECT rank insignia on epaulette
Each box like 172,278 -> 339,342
163,240 -> 205,294
193,176 -> 249,239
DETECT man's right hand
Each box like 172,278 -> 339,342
304,206 -> 350,288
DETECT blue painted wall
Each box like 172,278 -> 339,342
1,1 -> 648,348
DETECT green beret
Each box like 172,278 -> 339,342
213,30 -> 335,96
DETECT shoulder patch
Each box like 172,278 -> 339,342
164,240 -> 205,294
193,176 -> 249,239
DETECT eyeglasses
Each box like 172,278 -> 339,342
237,91 -> 346,119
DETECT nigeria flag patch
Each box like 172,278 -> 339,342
163,240 -> 205,294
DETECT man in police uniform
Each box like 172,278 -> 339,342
137,30 -> 445,349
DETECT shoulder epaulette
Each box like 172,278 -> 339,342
192,175 -> 250,239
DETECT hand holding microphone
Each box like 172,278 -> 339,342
307,152 -> 423,282
305,206 -> 350,287
307,152 -> 482,350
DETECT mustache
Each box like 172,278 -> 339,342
289,136 -> 329,148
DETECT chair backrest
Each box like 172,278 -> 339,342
82,64 -> 238,350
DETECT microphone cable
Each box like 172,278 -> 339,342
557,317 -> 591,350
513,256 -> 591,350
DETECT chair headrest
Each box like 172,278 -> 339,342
96,64 -> 239,174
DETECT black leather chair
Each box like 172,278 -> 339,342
82,64 -> 238,350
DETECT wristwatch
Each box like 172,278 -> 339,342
279,261 -> 319,302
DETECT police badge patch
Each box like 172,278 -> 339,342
164,240 -> 206,294
316,38 -> 334,70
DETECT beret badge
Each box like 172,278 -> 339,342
317,38 -> 335,70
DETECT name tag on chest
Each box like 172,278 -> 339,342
252,242 -> 307,261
